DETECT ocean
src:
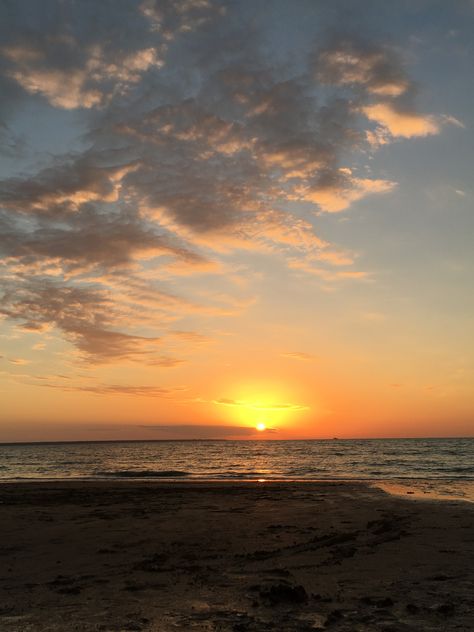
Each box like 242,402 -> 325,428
0,437 -> 472,482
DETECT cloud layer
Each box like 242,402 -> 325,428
0,1 -> 446,367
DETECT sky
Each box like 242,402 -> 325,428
0,0 -> 473,442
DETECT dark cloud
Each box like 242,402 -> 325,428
0,204 -> 206,271
0,0 -> 219,111
101,31 -> 427,230
127,138 -> 262,231
0,153 -> 134,213
140,424 -> 270,438
315,35 -> 439,141
114,71 -> 362,228
315,35 -> 410,98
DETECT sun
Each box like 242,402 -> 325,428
256,422 -> 266,432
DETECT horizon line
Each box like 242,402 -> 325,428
0,436 -> 473,447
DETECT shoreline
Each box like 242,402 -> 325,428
1,477 -> 473,503
0,480 -> 473,631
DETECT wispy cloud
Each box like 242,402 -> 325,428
38,381 -> 185,397
6,357 -> 31,366
214,398 -> 309,411
67,384 -> 180,397
280,352 -> 316,362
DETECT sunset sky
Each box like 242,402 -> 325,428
0,0 -> 473,441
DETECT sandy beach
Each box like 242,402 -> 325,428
0,481 -> 472,631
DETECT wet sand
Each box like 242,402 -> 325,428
0,481 -> 472,631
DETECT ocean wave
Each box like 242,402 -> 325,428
211,471 -> 273,479
95,470 -> 190,478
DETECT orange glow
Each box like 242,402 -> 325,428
209,378 -> 311,435
1,4 -> 473,445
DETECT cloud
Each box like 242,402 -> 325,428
288,258 -> 371,281
316,36 -> 441,143
7,357 -> 31,366
214,398 -> 309,411
0,204 -> 206,273
0,0 -> 218,111
0,261 -> 241,362
0,279 -> 164,362
144,205 -> 328,258
316,37 -> 410,97
440,114 -> 465,129
315,249 -> 355,266
140,424 -> 267,439
109,58 -> 392,228
296,174 -> 396,212
362,103 -> 439,138
4,44 -> 162,110
0,155 -> 139,213
46,383 -> 181,397
169,330 -> 211,343
0,7 -> 451,367
281,352 -> 316,361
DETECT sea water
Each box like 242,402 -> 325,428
0,438 -> 472,483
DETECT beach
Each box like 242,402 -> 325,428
0,481 -> 472,631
